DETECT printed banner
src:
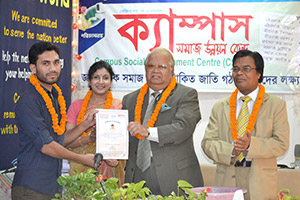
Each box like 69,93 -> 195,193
74,0 -> 300,93
0,0 -> 72,170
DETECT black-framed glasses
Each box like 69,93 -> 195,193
231,66 -> 256,73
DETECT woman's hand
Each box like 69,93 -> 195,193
105,159 -> 118,167
83,110 -> 98,128
88,126 -> 96,143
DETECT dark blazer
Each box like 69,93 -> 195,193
122,83 -> 203,195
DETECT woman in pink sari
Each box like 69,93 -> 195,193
65,61 -> 125,185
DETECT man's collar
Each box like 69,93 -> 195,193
41,84 -> 58,98
237,86 -> 259,101
149,87 -> 163,95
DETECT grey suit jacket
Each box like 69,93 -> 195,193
202,93 -> 289,200
123,83 -> 203,196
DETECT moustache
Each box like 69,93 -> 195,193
47,72 -> 59,76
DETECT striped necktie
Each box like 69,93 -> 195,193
236,96 -> 251,162
136,91 -> 160,172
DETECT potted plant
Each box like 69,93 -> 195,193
278,188 -> 299,200
52,169 -> 209,200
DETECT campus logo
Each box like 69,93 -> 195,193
78,3 -> 106,54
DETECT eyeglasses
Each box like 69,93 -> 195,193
145,64 -> 168,71
232,66 -> 256,73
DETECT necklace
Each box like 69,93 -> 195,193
134,77 -> 177,139
77,90 -> 113,136
29,74 -> 67,135
230,84 -> 265,141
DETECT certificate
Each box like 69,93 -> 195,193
95,109 -> 128,159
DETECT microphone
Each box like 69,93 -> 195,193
94,153 -> 103,170
93,153 -> 109,200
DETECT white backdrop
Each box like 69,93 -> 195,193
72,0 -> 300,167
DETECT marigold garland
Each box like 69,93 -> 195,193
230,84 -> 265,141
134,77 -> 177,139
77,90 -> 113,136
29,74 -> 67,135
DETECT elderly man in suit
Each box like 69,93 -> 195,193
122,47 -> 203,196
201,49 -> 289,200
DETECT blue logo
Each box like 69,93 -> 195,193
78,3 -> 106,54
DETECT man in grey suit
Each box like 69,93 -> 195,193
122,47 -> 203,196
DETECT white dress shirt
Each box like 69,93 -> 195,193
236,86 -> 259,118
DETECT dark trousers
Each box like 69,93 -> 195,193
11,186 -> 53,200
133,159 -> 162,196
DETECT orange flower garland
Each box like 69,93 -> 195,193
134,77 -> 177,139
230,84 -> 265,141
29,74 -> 67,135
77,90 -> 113,136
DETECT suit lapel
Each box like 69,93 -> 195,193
167,83 -> 177,98
256,93 -> 268,116
224,98 -> 231,127
253,93 -> 268,129
152,82 -> 177,111
156,83 -> 177,103
153,83 -> 177,125
141,91 -> 150,123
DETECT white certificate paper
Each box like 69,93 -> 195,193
96,109 -> 128,159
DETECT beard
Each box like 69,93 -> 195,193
35,71 -> 60,85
